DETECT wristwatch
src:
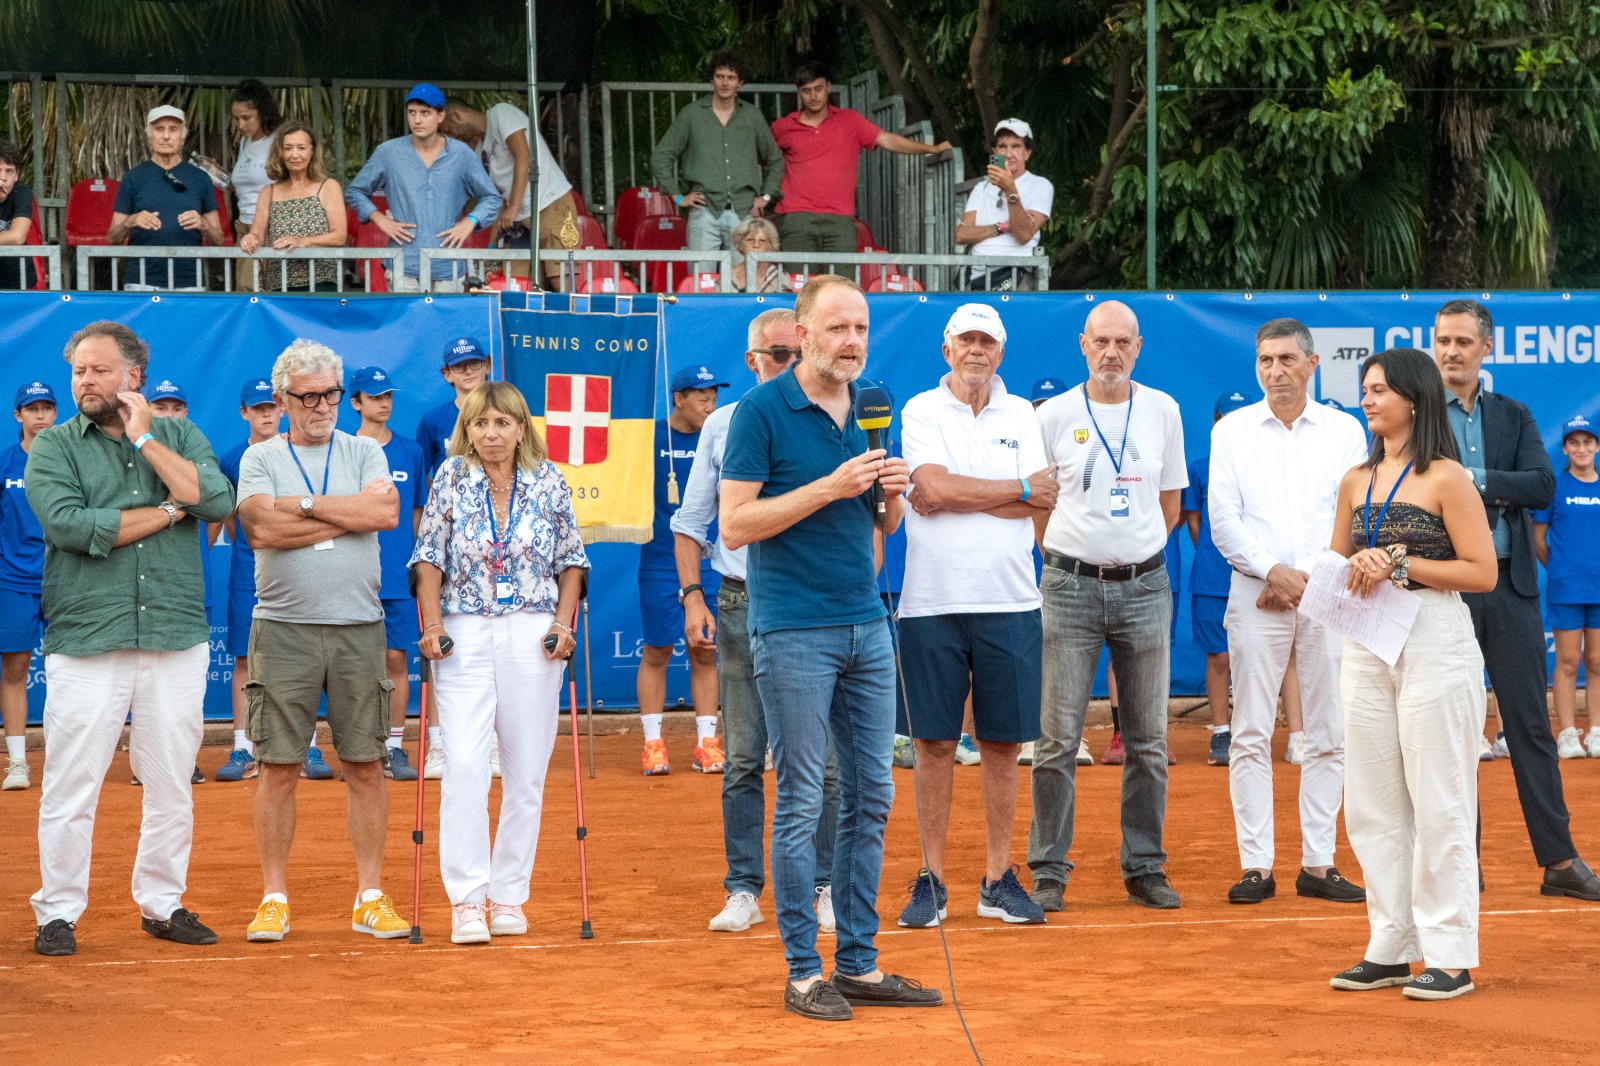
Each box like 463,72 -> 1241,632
299,494 -> 315,515
1006,193 -> 1020,204
158,501 -> 179,527
1386,543 -> 1410,589
678,583 -> 703,604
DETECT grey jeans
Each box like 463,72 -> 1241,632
1027,562 -> 1173,883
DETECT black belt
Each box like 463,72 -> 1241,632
721,576 -> 746,590
1042,551 -> 1164,582
1497,558 -> 1512,571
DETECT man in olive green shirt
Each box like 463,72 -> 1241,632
650,52 -> 783,270
25,320 -> 234,958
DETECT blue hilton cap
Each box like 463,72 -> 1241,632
1561,414 -> 1597,442
350,366 -> 399,397
670,365 -> 730,393
443,337 -> 488,368
149,379 -> 187,404
13,381 -> 55,410
1031,377 -> 1068,403
1215,390 -> 1253,416
240,377 -> 276,407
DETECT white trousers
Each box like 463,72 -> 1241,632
434,611 -> 565,906
1225,572 -> 1346,869
1342,590 -> 1485,969
31,644 -> 209,924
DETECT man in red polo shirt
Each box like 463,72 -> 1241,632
770,60 -> 951,255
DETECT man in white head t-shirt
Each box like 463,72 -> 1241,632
1026,299 -> 1186,913
955,118 -> 1053,292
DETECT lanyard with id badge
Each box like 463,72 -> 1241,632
287,437 -> 335,550
487,471 -> 520,606
1083,385 -> 1133,517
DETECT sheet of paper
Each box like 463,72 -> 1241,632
1296,550 -> 1421,667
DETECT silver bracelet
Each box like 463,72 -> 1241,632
549,620 -> 573,636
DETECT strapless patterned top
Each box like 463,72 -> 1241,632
1353,502 -> 1454,589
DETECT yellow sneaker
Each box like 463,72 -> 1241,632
352,892 -> 409,939
247,898 -> 290,942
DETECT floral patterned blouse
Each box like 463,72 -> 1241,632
410,457 -> 589,616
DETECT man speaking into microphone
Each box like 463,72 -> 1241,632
721,275 -> 941,1021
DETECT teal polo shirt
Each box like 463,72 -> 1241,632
721,371 -> 886,636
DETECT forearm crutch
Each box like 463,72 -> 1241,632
547,599 -> 594,939
410,646 -> 431,945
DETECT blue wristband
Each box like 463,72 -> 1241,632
1019,478 -> 1031,502
133,432 -> 155,451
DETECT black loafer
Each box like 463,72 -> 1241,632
784,979 -> 853,1021
1541,857 -> 1600,901
1227,870 -> 1275,905
830,971 -> 943,1008
1296,867 -> 1366,903
1125,873 -> 1181,910
141,907 -> 219,946
1402,968 -> 1474,1000
34,918 -> 76,957
1330,959 -> 1413,991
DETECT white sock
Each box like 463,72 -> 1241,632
1289,730 -> 1304,744
233,729 -> 253,754
6,735 -> 24,761
357,887 -> 383,905
1212,725 -> 1230,735
262,892 -> 288,905
388,727 -> 405,752
641,713 -> 664,742
428,726 -> 443,746
695,716 -> 718,742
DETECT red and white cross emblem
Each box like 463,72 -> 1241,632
545,374 -> 611,466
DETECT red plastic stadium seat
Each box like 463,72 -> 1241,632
853,218 -> 875,252
569,187 -> 588,216
572,214 -> 608,249
572,269 -> 639,294
786,272 -> 809,292
631,215 -> 689,292
26,201 -> 48,290
675,271 -> 721,293
483,270 -> 532,292
351,213 -> 393,293
614,186 -> 675,248
462,222 -> 494,249
856,246 -> 900,291
66,178 -> 119,246
865,272 -> 924,293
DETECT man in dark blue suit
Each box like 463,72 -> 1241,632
1434,299 -> 1600,900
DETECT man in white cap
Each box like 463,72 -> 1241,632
107,106 -> 223,292
955,119 -> 1054,291
895,303 -> 1057,929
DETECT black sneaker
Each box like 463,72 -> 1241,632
1125,872 -> 1181,909
1330,959 -> 1413,991
784,979 -> 852,1021
141,907 -> 219,946
1207,731 -> 1231,766
35,918 -> 76,956
1541,857 -> 1600,901
830,971 -> 943,1008
191,766 -> 204,784
1402,968 -> 1474,1001
1029,876 -> 1065,912
1227,870 -> 1275,905
1296,867 -> 1366,903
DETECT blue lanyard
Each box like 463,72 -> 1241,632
486,470 -> 519,573
1082,384 -> 1134,476
286,436 -> 333,498
1363,460 -> 1414,548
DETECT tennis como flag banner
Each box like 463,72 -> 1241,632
501,291 -> 658,543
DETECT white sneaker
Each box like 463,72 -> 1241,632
488,902 -> 527,936
1017,741 -> 1035,766
815,885 -> 835,934
1285,735 -> 1309,765
451,901 -> 491,944
708,891 -> 764,932
1491,734 -> 1511,760
954,734 -> 982,765
1075,739 -> 1094,766
1558,727 -> 1587,759
764,746 -> 774,771
1587,728 -> 1600,759
1479,734 -> 1495,762
489,741 -> 502,779
424,742 -> 445,780
2,758 -> 28,791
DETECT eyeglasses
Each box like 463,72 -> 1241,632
162,169 -> 187,193
284,387 -> 344,408
751,346 -> 800,364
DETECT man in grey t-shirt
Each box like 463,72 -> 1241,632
236,339 -> 405,943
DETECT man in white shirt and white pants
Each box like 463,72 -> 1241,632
1208,317 -> 1369,906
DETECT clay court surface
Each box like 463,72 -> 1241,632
3,721 -> 1599,1065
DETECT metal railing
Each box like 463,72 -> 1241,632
744,251 -> 1050,293
0,245 -> 63,292
418,248 -> 736,294
74,246 -> 404,293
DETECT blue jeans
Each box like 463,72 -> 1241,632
719,582 -> 838,896
1028,564 -> 1172,883
686,206 -> 741,273
753,621 -> 895,982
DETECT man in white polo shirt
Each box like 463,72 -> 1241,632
894,304 -> 1058,929
1026,299 -> 1187,912
1209,317 -> 1369,906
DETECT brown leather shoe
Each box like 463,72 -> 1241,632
784,979 -> 852,1021
830,971 -> 943,1008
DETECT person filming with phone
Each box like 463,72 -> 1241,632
954,118 -> 1053,292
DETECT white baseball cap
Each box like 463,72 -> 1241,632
146,105 -> 186,126
944,303 -> 1006,345
994,117 -> 1033,141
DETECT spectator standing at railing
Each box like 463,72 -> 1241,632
347,83 -> 502,294
230,79 -> 282,289
107,106 -> 223,292
954,119 -> 1053,292
0,140 -> 38,291
441,98 -> 577,291
650,53 -> 783,266
240,122 -> 347,292
770,60 -> 950,257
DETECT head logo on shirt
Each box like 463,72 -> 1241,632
1073,429 -> 1089,445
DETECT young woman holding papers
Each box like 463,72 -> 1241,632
1323,347 -> 1497,1002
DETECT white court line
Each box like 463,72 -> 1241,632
2,905 -> 1594,973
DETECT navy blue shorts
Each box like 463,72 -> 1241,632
226,586 -> 257,659
639,569 -> 719,648
1549,602 -> 1600,631
382,596 -> 421,651
1191,594 -> 1229,655
897,610 -> 1042,744
0,587 -> 43,654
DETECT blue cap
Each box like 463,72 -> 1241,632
13,381 -> 55,410
1031,377 -> 1068,403
1320,397 -> 1353,417
406,83 -> 446,110
148,379 -> 187,404
350,366 -> 399,397
1562,414 -> 1597,442
670,365 -> 730,394
442,337 -> 487,368
240,377 -> 275,407
1215,390 -> 1253,416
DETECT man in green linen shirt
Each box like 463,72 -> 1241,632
650,52 -> 784,270
25,320 -> 234,958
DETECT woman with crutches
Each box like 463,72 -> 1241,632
411,381 -> 588,945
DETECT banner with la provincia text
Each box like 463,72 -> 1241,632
501,292 -> 657,544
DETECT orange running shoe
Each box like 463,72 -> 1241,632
693,736 -> 726,774
642,738 -> 671,776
